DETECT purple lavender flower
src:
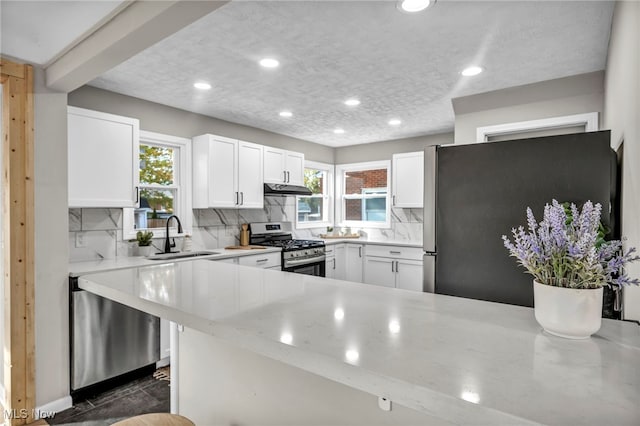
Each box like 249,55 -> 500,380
502,199 -> 639,289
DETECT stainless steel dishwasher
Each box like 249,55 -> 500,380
70,277 -> 160,392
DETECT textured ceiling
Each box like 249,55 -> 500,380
89,1 -> 614,147
1,0 -> 127,65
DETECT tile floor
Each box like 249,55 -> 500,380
48,372 -> 170,426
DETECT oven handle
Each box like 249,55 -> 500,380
284,255 -> 326,267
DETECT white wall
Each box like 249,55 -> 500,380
68,86 -> 335,164
453,71 -> 605,144
334,132 -> 452,164
603,1 -> 640,321
33,67 -> 70,407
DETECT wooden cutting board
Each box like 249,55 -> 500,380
319,234 -> 361,239
224,245 -> 267,250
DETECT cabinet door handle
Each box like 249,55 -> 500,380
392,195 -> 396,206
391,260 -> 395,273
395,261 -> 399,273
240,192 -> 244,205
283,170 -> 287,183
235,192 -> 239,205
390,250 -> 401,255
358,246 -> 362,257
135,186 -> 139,204
256,258 -> 268,263
332,258 -> 336,270
287,171 -> 290,183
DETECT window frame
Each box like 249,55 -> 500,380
295,160 -> 334,229
336,160 -> 391,229
123,130 -> 192,241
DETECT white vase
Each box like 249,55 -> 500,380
135,245 -> 152,257
533,280 -> 603,339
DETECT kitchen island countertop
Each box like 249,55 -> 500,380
78,260 -> 640,425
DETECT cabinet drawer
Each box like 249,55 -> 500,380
365,245 -> 422,260
238,252 -> 281,269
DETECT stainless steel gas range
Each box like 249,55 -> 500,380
249,222 -> 326,277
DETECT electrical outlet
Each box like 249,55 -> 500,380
378,397 -> 392,412
75,232 -> 86,248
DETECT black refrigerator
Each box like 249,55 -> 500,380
423,131 -> 620,316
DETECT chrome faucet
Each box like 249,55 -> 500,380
164,215 -> 183,253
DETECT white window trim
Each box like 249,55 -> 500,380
476,112 -> 599,143
296,160 -> 334,229
336,160 -> 391,229
123,130 -> 192,241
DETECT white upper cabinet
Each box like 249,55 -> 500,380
263,147 -> 305,186
391,151 -> 424,208
237,141 -> 264,208
68,106 -> 139,208
284,151 -> 304,186
192,134 -> 263,209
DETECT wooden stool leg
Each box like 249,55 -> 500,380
112,413 -> 195,426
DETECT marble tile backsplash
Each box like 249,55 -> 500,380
68,197 -> 424,261
68,208 -> 122,261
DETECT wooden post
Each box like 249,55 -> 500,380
0,57 -> 36,425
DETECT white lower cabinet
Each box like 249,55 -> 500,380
325,245 -> 336,279
159,319 -> 171,364
333,244 -> 346,280
211,252 -> 282,269
238,252 -> 281,269
395,259 -> 424,291
345,244 -> 364,283
363,257 -> 395,288
363,245 -> 423,292
325,244 -> 355,279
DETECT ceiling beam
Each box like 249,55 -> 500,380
46,0 -> 229,92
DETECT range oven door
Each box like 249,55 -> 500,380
282,258 -> 326,277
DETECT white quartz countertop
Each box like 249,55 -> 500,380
77,260 -> 640,425
68,247 -> 281,277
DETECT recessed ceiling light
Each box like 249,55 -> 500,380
398,0 -> 434,13
193,82 -> 211,90
461,66 -> 483,77
279,111 -> 293,118
334,128 -> 345,134
388,119 -> 402,126
259,58 -> 280,68
344,99 -> 361,106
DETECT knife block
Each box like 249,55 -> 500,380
240,224 -> 250,246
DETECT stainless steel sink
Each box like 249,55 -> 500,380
147,250 -> 220,261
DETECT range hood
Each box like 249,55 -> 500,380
264,183 -> 312,196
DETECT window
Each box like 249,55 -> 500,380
336,161 -> 391,228
123,131 -> 192,240
296,161 -> 333,229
